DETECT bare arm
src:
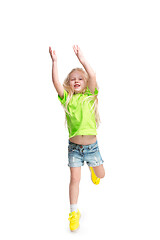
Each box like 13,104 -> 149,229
49,47 -> 64,98
73,45 -> 97,93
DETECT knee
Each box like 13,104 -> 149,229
98,170 -> 105,179
100,172 -> 105,179
70,175 -> 81,184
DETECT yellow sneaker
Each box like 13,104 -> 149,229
89,167 -> 100,185
68,210 -> 81,232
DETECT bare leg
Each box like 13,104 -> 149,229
92,164 -> 105,178
69,167 -> 81,204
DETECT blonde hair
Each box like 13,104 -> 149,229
62,68 -> 100,128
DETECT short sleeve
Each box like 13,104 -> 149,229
85,86 -> 98,96
58,89 -> 68,107
94,88 -> 98,95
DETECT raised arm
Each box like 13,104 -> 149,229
49,47 -> 64,98
73,45 -> 97,93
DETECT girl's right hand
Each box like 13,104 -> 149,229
49,46 -> 57,62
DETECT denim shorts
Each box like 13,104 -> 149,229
68,140 -> 104,167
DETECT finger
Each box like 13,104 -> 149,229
50,51 -> 53,58
73,46 -> 77,54
74,45 -> 77,50
74,46 -> 78,53
49,49 -> 52,55
49,49 -> 52,56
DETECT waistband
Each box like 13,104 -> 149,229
68,140 -> 98,149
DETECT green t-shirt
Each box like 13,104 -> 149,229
58,87 -> 98,138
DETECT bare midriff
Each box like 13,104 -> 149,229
69,135 -> 97,145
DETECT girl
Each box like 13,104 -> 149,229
49,45 -> 105,232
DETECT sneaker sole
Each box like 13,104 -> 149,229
71,225 -> 80,232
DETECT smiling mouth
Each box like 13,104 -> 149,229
74,84 -> 80,88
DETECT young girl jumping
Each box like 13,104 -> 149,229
49,45 -> 105,232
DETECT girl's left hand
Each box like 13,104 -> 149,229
73,45 -> 85,62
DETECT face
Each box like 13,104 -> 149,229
69,70 -> 86,93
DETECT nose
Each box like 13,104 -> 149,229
75,81 -> 80,84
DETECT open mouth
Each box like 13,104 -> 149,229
74,83 -> 80,88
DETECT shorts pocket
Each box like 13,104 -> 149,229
68,144 -> 76,152
90,144 -> 98,153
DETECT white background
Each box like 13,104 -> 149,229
0,0 -> 160,239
